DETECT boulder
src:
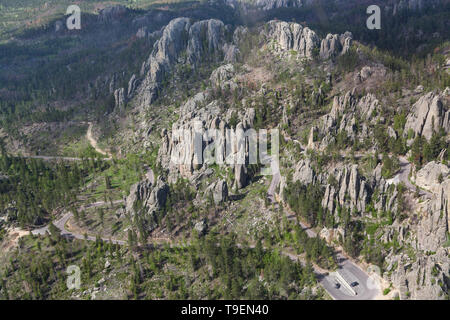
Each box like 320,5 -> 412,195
210,64 -> 235,88
213,179 -> 229,204
205,179 -> 229,204
194,219 -> 208,236
413,161 -> 449,194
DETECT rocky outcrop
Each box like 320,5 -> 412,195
385,177 -> 449,300
254,0 -> 305,10
232,0 -> 316,11
187,19 -> 225,65
319,226 -> 345,244
319,32 -> 353,60
87,73 -> 126,98
319,90 -> 356,132
413,161 -> 449,194
388,247 -> 449,299
138,17 -> 191,105
136,17 -> 240,106
265,21 -> 353,61
290,157 -> 373,220
311,89 -> 384,151
232,26 -> 248,45
235,163 -> 248,189
156,84 -> 256,189
223,43 -> 240,62
126,176 -> 170,230
205,179 -> 229,204
354,66 -> 387,84
194,219 -> 208,235
114,87 -> 126,111
293,159 -> 315,185
380,157 -> 449,300
210,64 -> 236,89
416,182 -> 449,252
321,165 -> 370,219
265,20 -> 320,59
127,74 -> 139,97
404,91 -> 449,140
307,126 -> 317,149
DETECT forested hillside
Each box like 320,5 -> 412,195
0,0 -> 449,301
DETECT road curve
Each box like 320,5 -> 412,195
395,156 -> 432,199
266,155 -> 381,300
32,200 -> 126,245
31,168 -> 155,244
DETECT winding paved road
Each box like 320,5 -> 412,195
266,151 -> 381,300
31,166 -> 156,244
32,200 -> 126,245
393,156 -> 433,199
25,123 -> 383,299
29,156 -> 379,301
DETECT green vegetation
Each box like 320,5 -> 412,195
410,129 -> 449,167
283,178 -> 325,228
0,149 -> 101,226
0,233 -> 324,300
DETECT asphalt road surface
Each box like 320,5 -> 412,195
319,252 -> 380,300
396,156 -> 432,199
32,200 -> 126,245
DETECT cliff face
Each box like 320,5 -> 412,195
265,20 -> 320,59
156,85 -> 256,190
126,176 -> 170,231
138,17 -> 192,106
404,92 -> 450,141
109,17 -> 243,110
387,177 -> 449,300
284,81 -> 449,299
119,16 -> 449,299
264,20 -> 352,61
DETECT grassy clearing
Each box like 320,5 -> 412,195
81,149 -> 158,203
